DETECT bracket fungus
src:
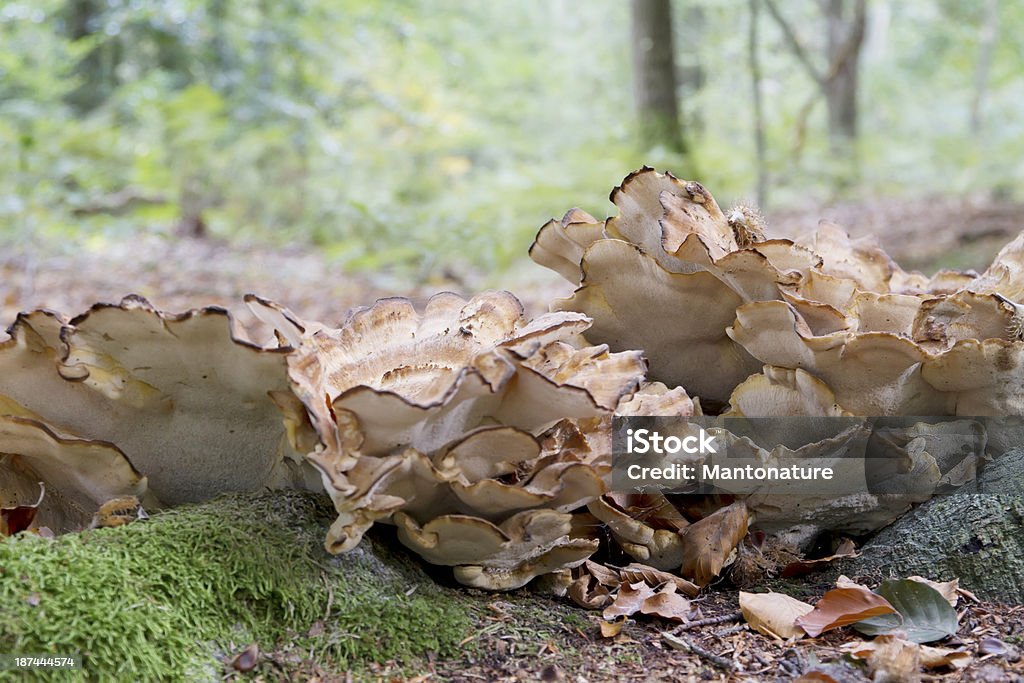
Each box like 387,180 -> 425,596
530,167 -> 825,404
0,297 -> 322,529
253,290 -> 647,589
531,168 -> 1024,560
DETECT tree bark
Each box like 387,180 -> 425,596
840,448 -> 1024,604
630,0 -> 686,155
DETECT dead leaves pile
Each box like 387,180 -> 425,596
741,575 -> 974,678
570,560 -> 701,636
572,506 -> 981,682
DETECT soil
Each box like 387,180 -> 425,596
270,580 -> 1024,682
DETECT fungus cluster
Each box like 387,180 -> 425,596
249,291 -> 660,589
0,297 -> 319,533
3,166 -> 1022,594
531,167 -> 1024,547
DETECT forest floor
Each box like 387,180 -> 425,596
418,584 -> 1024,683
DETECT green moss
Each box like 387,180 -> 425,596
0,491 -> 472,681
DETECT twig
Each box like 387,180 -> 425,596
668,611 -> 743,634
661,632 -> 737,672
713,624 -> 746,638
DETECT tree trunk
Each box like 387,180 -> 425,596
823,0 -> 866,149
630,0 -> 687,156
62,0 -> 114,112
840,448 -> 1024,604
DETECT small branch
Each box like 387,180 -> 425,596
763,0 -> 825,87
661,632 -> 737,672
668,611 -> 743,634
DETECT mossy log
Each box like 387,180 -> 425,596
840,449 -> 1024,604
0,491 -> 473,681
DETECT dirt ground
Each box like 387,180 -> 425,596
280,578 -> 1024,683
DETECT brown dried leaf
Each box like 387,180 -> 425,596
568,574 -> 611,610
842,636 -> 971,670
739,591 -> 814,640
602,582 -> 656,620
1,482 -> 45,537
796,586 -> 897,637
679,500 -> 748,586
781,538 -> 858,577
794,672 -> 841,683
639,584 -> 691,622
599,618 -> 625,638
606,492 -> 689,532
584,560 -> 621,588
619,563 -> 700,597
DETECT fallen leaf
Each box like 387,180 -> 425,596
679,501 -> 748,586
607,492 -> 689,532
568,574 -> 611,610
853,579 -> 959,644
978,636 -> 1019,660
599,618 -> 624,638
835,574 -> 865,589
739,591 -> 814,639
583,560 -> 621,588
639,584 -> 691,622
858,635 -> 922,682
602,582 -> 656,620
781,539 -> 858,577
794,672 -> 840,683
796,586 -> 897,637
905,576 -> 958,607
1,482 -> 45,537
842,637 -> 971,670
619,563 -> 700,597
230,643 -> 259,672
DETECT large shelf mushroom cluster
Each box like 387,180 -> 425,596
532,167 -> 1024,554
2,167 -> 1022,592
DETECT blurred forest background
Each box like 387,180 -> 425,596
1,0 -> 1023,314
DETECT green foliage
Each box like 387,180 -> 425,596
1,0 -> 1022,278
0,491 -> 471,681
853,579 -> 960,644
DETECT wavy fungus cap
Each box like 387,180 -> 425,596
0,297 -> 321,521
253,291 -> 647,589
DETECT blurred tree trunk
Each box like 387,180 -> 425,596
748,0 -> 768,208
63,0 -> 118,112
823,0 -> 866,148
764,0 -> 866,177
630,0 -> 687,156
970,0 -> 1000,135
